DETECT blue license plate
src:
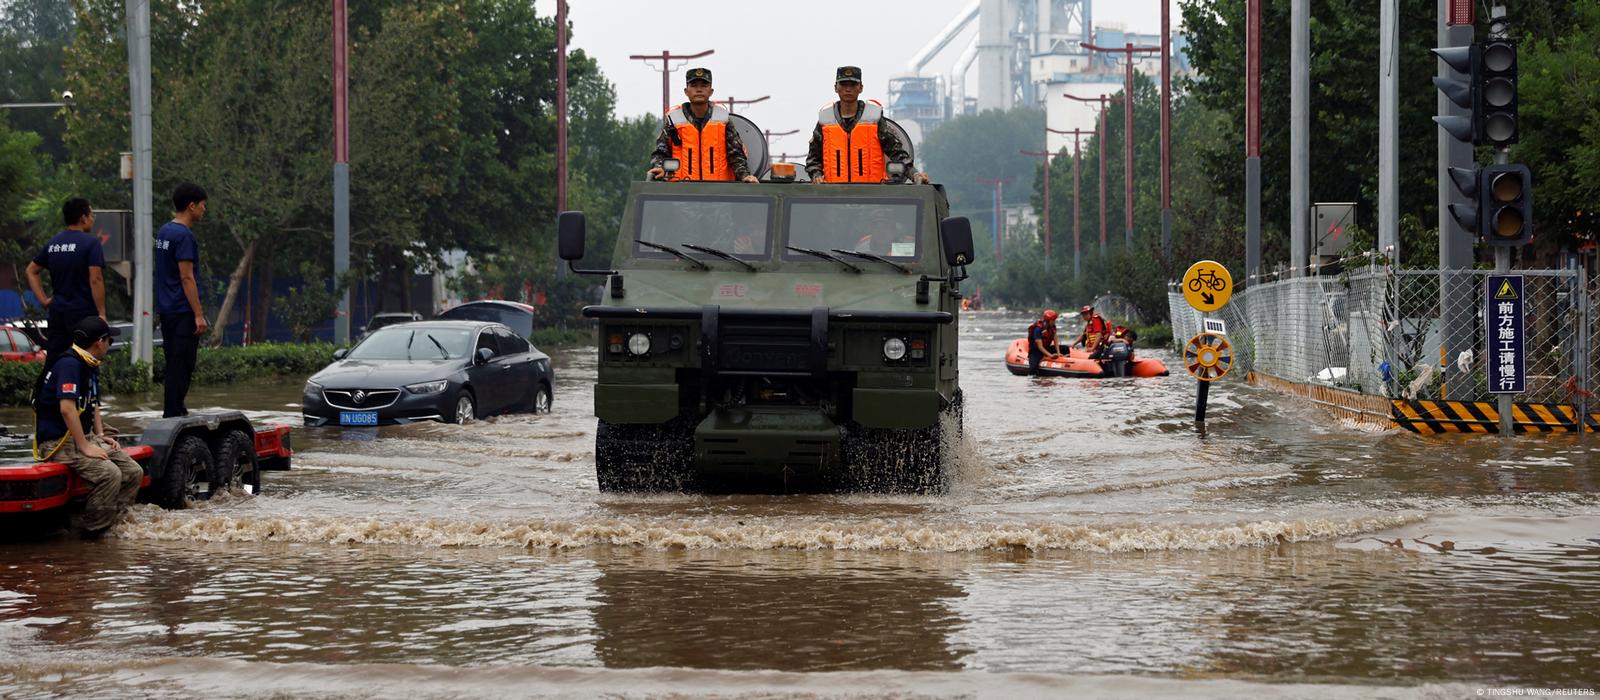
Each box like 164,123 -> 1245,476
339,411 -> 379,426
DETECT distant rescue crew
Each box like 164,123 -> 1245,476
648,67 -> 759,183
26,198 -> 107,363
1074,305 -> 1114,356
806,66 -> 925,184
1027,309 -> 1063,375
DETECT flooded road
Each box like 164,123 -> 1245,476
2,311 -> 1597,697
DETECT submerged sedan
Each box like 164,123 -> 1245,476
302,320 -> 553,427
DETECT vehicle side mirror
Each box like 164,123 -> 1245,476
476,347 -> 493,365
558,211 -> 586,261
333,348 -> 348,361
939,216 -> 975,268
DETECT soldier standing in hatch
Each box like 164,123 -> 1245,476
647,68 -> 760,183
806,66 -> 928,184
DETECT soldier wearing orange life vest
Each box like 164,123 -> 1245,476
806,66 -> 927,184
647,68 -> 759,183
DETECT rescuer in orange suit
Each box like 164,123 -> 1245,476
647,68 -> 759,183
1073,305 -> 1115,357
1027,309 -> 1064,375
806,66 -> 928,184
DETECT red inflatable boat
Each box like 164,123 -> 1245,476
1003,338 -> 1170,378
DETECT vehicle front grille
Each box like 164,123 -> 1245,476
718,319 -> 814,375
323,389 -> 401,411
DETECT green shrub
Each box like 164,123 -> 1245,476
0,343 -> 338,407
531,327 -> 591,348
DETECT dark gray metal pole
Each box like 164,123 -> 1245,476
127,0 -> 153,368
333,0 -> 351,344
1290,0 -> 1309,276
1440,0 -> 1476,397
1160,0 -> 1173,257
1245,0 -> 1262,285
1379,0 -> 1401,264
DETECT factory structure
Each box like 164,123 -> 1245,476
885,0 -> 1193,154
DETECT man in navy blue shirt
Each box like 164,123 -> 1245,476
35,316 -> 140,539
26,198 -> 107,364
154,182 -> 210,417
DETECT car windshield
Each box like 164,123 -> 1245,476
785,198 -> 922,260
635,195 -> 773,258
346,327 -> 473,360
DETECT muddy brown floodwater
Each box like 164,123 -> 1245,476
2,311 -> 1597,698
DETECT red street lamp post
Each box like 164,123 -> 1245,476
1048,127 -> 1094,278
1063,93 -> 1124,258
628,49 -> 715,115
1080,41 -> 1160,249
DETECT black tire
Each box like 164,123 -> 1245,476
595,418 -> 695,492
444,389 -> 476,424
156,434 -> 216,509
214,429 -> 260,496
532,383 -> 553,414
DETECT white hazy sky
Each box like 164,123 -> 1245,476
535,0 -> 1178,157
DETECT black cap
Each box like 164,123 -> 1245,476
835,66 -> 863,84
72,316 -> 119,347
685,67 -> 713,85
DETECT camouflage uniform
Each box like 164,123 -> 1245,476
59,435 -> 142,533
649,103 -> 754,181
805,104 -> 914,182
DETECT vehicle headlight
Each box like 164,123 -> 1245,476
882,337 -> 907,361
405,380 -> 449,395
627,332 -> 652,356
304,380 -> 322,394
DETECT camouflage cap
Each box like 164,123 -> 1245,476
835,66 -> 863,84
685,67 -> 713,85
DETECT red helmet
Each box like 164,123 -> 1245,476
1079,305 -> 1094,315
1042,309 -> 1058,322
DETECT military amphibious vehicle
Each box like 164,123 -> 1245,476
559,176 -> 974,494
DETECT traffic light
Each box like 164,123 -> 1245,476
1479,164 -> 1532,246
1431,45 -> 1478,144
1478,40 -> 1518,146
1444,166 -> 1480,233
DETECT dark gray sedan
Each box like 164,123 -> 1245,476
301,321 -> 553,427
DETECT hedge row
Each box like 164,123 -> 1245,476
0,342 -> 338,407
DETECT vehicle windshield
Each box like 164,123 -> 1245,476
346,327 -> 474,361
785,198 -> 922,260
635,195 -> 773,258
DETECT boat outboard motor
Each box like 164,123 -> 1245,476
1103,339 -> 1133,377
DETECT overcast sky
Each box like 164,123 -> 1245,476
535,0 -> 1179,157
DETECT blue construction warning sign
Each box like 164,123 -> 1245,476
1485,275 -> 1525,395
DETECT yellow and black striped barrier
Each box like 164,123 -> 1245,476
1390,399 -> 1600,435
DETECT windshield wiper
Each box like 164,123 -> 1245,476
785,245 -> 860,273
426,334 -> 449,359
831,249 -> 910,273
636,239 -> 710,271
404,330 -> 415,361
681,243 -> 758,272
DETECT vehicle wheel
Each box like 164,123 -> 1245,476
445,390 -> 476,424
532,383 -> 553,414
839,421 -> 947,495
595,418 -> 695,492
213,429 -> 260,496
156,434 -> 218,509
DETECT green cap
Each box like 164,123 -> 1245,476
685,67 -> 713,85
835,66 -> 863,84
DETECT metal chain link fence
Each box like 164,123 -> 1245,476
1169,259 -> 1598,407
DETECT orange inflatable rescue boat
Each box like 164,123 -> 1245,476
1003,338 -> 1170,378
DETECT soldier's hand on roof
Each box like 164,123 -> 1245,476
741,175 -> 759,183
647,167 -> 666,181
914,172 -> 930,184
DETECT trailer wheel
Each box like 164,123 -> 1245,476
157,434 -> 218,509
215,429 -> 260,496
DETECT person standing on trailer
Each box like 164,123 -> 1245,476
155,182 -> 210,417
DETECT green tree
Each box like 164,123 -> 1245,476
1515,0 -> 1600,257
921,106 -> 1044,220
0,0 -> 74,164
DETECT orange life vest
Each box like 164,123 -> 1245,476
665,104 -> 734,182
1028,320 -> 1057,351
817,102 -> 886,183
1083,315 -> 1112,348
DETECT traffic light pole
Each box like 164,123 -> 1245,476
1438,0 -> 1476,400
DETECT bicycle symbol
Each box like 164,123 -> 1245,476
1188,269 -> 1227,292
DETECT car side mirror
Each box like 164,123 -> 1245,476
939,216 -> 975,268
558,211 -> 586,261
475,347 -> 493,365
333,348 -> 348,361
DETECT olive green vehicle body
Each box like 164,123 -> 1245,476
583,181 -> 965,492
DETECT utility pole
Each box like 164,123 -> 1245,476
1438,0 -> 1476,398
629,49 -> 715,116
556,0 -> 568,211
719,95 -> 769,114
1081,41 -> 1160,249
1160,0 -> 1174,257
1291,0 -> 1310,276
1379,0 -> 1400,264
332,0 -> 351,344
1245,0 -> 1263,285
1049,127 -> 1094,279
1020,148 -> 1060,271
1064,92 -> 1123,258
126,0 -> 153,368
975,177 -> 1011,263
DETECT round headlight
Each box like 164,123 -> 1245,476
627,332 -> 652,356
882,337 -> 907,361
